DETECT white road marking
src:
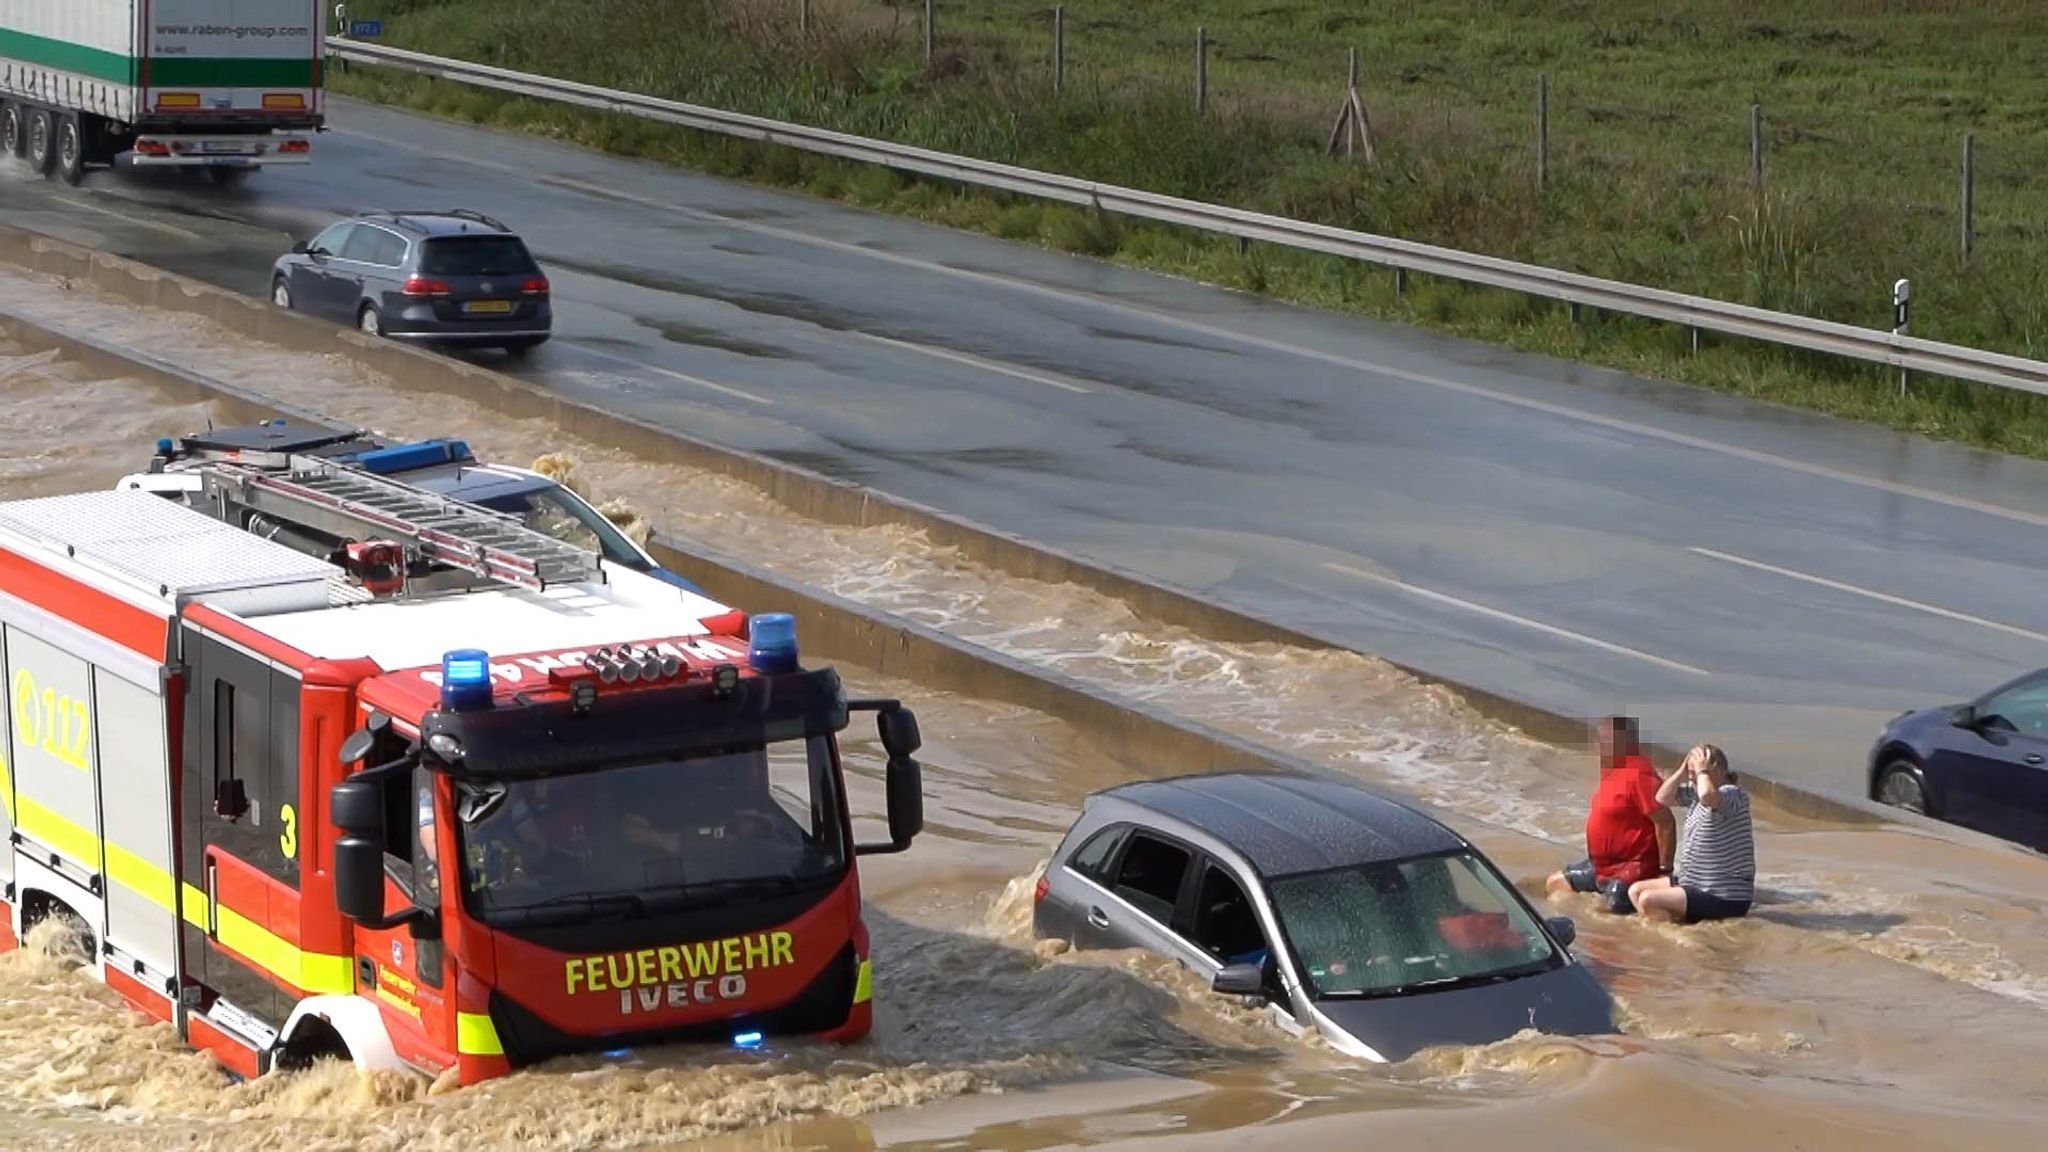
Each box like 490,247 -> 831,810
841,329 -> 1092,393
567,344 -> 775,406
1687,547 -> 2048,646
341,119 -> 2048,532
1323,561 -> 1713,676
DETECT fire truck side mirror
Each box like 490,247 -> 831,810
885,753 -> 924,846
331,778 -> 384,836
334,834 -> 387,925
878,707 -> 922,759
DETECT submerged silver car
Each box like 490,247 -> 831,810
1032,771 -> 1616,1062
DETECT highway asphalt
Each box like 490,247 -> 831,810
5,97 -> 2048,804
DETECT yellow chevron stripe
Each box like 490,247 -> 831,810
854,958 -> 872,1004
457,1011 -> 504,1056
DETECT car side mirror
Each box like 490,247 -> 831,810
1948,703 -> 1979,728
1546,916 -> 1578,948
291,240 -> 309,254
1212,962 -> 1265,997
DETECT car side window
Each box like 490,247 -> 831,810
339,226 -> 384,263
1107,832 -> 1190,924
308,222 -> 352,256
1980,674 -> 2048,736
1066,824 -> 1128,882
1187,862 -> 1269,967
364,227 -> 408,267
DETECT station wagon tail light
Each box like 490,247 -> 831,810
403,275 -> 453,297
520,276 -> 550,295
1033,875 -> 1050,904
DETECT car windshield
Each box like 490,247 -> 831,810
475,485 -> 647,568
455,736 -> 847,923
419,235 -> 540,277
1267,851 -> 1559,998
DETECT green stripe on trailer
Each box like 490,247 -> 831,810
0,28 -> 136,85
0,31 -> 319,90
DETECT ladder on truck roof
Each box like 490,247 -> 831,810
200,455 -> 603,592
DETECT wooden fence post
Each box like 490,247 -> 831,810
1195,26 -> 1209,117
1536,73 -> 1549,191
1961,132 -> 1976,262
1053,6 -> 1065,94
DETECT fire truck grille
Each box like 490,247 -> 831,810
488,943 -> 858,1067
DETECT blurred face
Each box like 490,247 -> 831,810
1595,720 -> 1632,765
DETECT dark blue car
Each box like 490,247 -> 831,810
1869,668 -> 2048,851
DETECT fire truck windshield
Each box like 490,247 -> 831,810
454,735 -> 847,923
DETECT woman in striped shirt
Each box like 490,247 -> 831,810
1626,744 -> 1755,924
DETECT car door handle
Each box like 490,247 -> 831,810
1086,906 -> 1110,929
2026,754 -> 2043,765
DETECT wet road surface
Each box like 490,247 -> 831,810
6,98 -> 2048,806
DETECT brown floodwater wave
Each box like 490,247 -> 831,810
3,284 -> 2047,1148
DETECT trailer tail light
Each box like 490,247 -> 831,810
279,139 -> 311,154
262,93 -> 306,111
133,140 -> 170,157
520,276 -> 549,296
403,275 -> 452,297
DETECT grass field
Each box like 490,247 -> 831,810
335,1 -> 2048,457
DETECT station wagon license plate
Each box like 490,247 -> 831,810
463,300 -> 514,315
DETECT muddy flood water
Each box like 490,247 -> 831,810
4,274 -> 2048,1151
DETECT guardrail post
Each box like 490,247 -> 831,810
1395,268 -> 1408,297
925,0 -> 936,67
1195,27 -> 1210,117
1749,103 -> 1764,196
1893,278 -> 1913,397
1053,6 -> 1065,94
1536,73 -> 1549,192
1961,132 -> 1975,263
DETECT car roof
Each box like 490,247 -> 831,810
352,209 -> 522,239
1096,771 -> 1467,877
391,461 -> 556,504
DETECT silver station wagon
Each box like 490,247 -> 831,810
1032,771 -> 1617,1062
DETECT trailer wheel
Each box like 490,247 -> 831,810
0,103 -> 25,159
25,108 -> 56,176
55,115 -> 85,186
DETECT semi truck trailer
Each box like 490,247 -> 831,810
0,0 -> 324,186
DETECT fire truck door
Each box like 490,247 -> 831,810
180,623 -> 303,1027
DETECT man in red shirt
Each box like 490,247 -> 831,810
1545,716 -> 1675,911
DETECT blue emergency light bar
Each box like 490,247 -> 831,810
733,1030 -> 764,1049
350,439 -> 476,475
747,614 -> 799,674
440,648 -> 495,712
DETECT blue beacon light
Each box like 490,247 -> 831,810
733,1030 -> 764,1050
440,648 -> 496,712
747,613 -> 800,674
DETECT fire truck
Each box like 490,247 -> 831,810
0,450 -> 926,1085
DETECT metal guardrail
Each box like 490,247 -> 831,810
328,37 -> 2048,397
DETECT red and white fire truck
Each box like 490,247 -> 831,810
0,448 -> 925,1085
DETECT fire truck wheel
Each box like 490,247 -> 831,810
273,1018 -> 350,1072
